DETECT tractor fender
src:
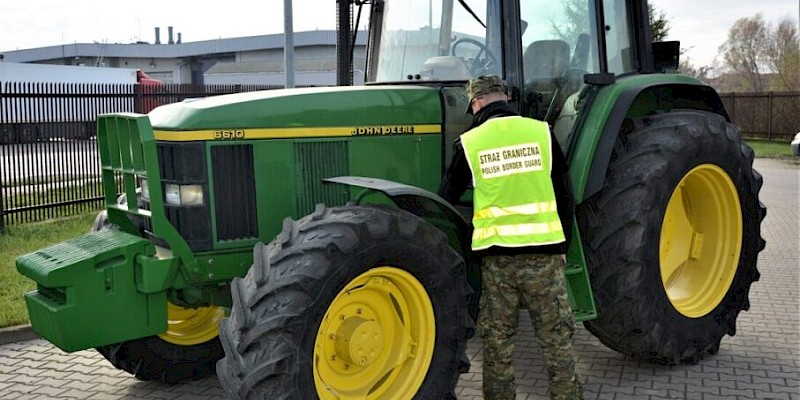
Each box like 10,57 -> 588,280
582,83 -> 730,201
323,176 -> 471,233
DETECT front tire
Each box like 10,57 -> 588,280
216,204 -> 472,399
91,210 -> 225,383
580,110 -> 765,364
95,331 -> 224,383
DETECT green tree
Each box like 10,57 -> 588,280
648,4 -> 670,42
550,1 -> 670,45
550,0 -> 590,46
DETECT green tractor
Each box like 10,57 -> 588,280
16,0 -> 765,398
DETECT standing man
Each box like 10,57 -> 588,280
439,75 -> 583,400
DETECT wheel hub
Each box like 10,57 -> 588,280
158,303 -> 225,345
335,317 -> 384,368
660,164 -> 742,318
314,267 -> 435,400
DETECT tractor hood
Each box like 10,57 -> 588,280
148,85 -> 443,135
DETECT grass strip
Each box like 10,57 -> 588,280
0,211 -> 98,328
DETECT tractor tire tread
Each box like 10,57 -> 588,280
217,204 -> 471,399
580,110 -> 765,365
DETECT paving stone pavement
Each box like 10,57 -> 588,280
0,158 -> 797,400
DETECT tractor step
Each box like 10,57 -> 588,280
16,229 -> 167,352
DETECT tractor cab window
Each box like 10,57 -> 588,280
603,0 -> 635,74
368,0 -> 503,83
519,0 -> 599,143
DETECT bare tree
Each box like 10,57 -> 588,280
719,14 -> 770,92
679,56 -> 714,83
766,17 -> 800,91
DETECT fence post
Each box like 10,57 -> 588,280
729,92 -> 736,125
767,91 -> 773,141
0,180 -> 4,234
134,83 -> 143,114
0,83 -> 4,233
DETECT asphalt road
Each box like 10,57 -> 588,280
0,157 -> 797,400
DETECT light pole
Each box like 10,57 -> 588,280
284,0 -> 295,88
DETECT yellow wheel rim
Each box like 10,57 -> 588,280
660,164 -> 742,318
314,267 -> 436,399
158,303 -> 225,345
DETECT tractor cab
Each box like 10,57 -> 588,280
365,0 -> 656,149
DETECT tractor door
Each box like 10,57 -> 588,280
516,0 -> 636,145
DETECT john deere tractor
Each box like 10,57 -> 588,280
16,0 -> 765,398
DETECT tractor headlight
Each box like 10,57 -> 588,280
165,183 -> 204,206
179,185 -> 205,206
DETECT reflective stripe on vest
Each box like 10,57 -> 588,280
461,115 -> 566,251
473,201 -> 559,220
473,221 -> 564,244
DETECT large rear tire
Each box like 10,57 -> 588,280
580,110 -> 765,364
216,204 -> 472,400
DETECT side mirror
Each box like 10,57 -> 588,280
652,41 -> 680,72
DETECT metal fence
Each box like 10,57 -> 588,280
719,91 -> 800,141
0,82 -> 281,231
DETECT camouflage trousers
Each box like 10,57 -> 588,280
477,253 -> 583,400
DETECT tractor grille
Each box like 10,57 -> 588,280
157,143 -> 206,181
212,145 -> 258,241
295,141 -> 350,216
153,142 -> 212,251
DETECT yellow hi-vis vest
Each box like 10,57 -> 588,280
461,115 -> 565,251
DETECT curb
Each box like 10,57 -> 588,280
0,324 -> 39,346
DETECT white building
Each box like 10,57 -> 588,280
0,29 -> 366,86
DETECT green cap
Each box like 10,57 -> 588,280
465,75 -> 505,114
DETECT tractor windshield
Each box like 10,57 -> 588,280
368,0 -> 503,83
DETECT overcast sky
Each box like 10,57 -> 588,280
1,0 -> 798,69
649,0 -> 798,67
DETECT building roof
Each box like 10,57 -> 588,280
0,30 -> 367,63
205,57 -> 368,74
